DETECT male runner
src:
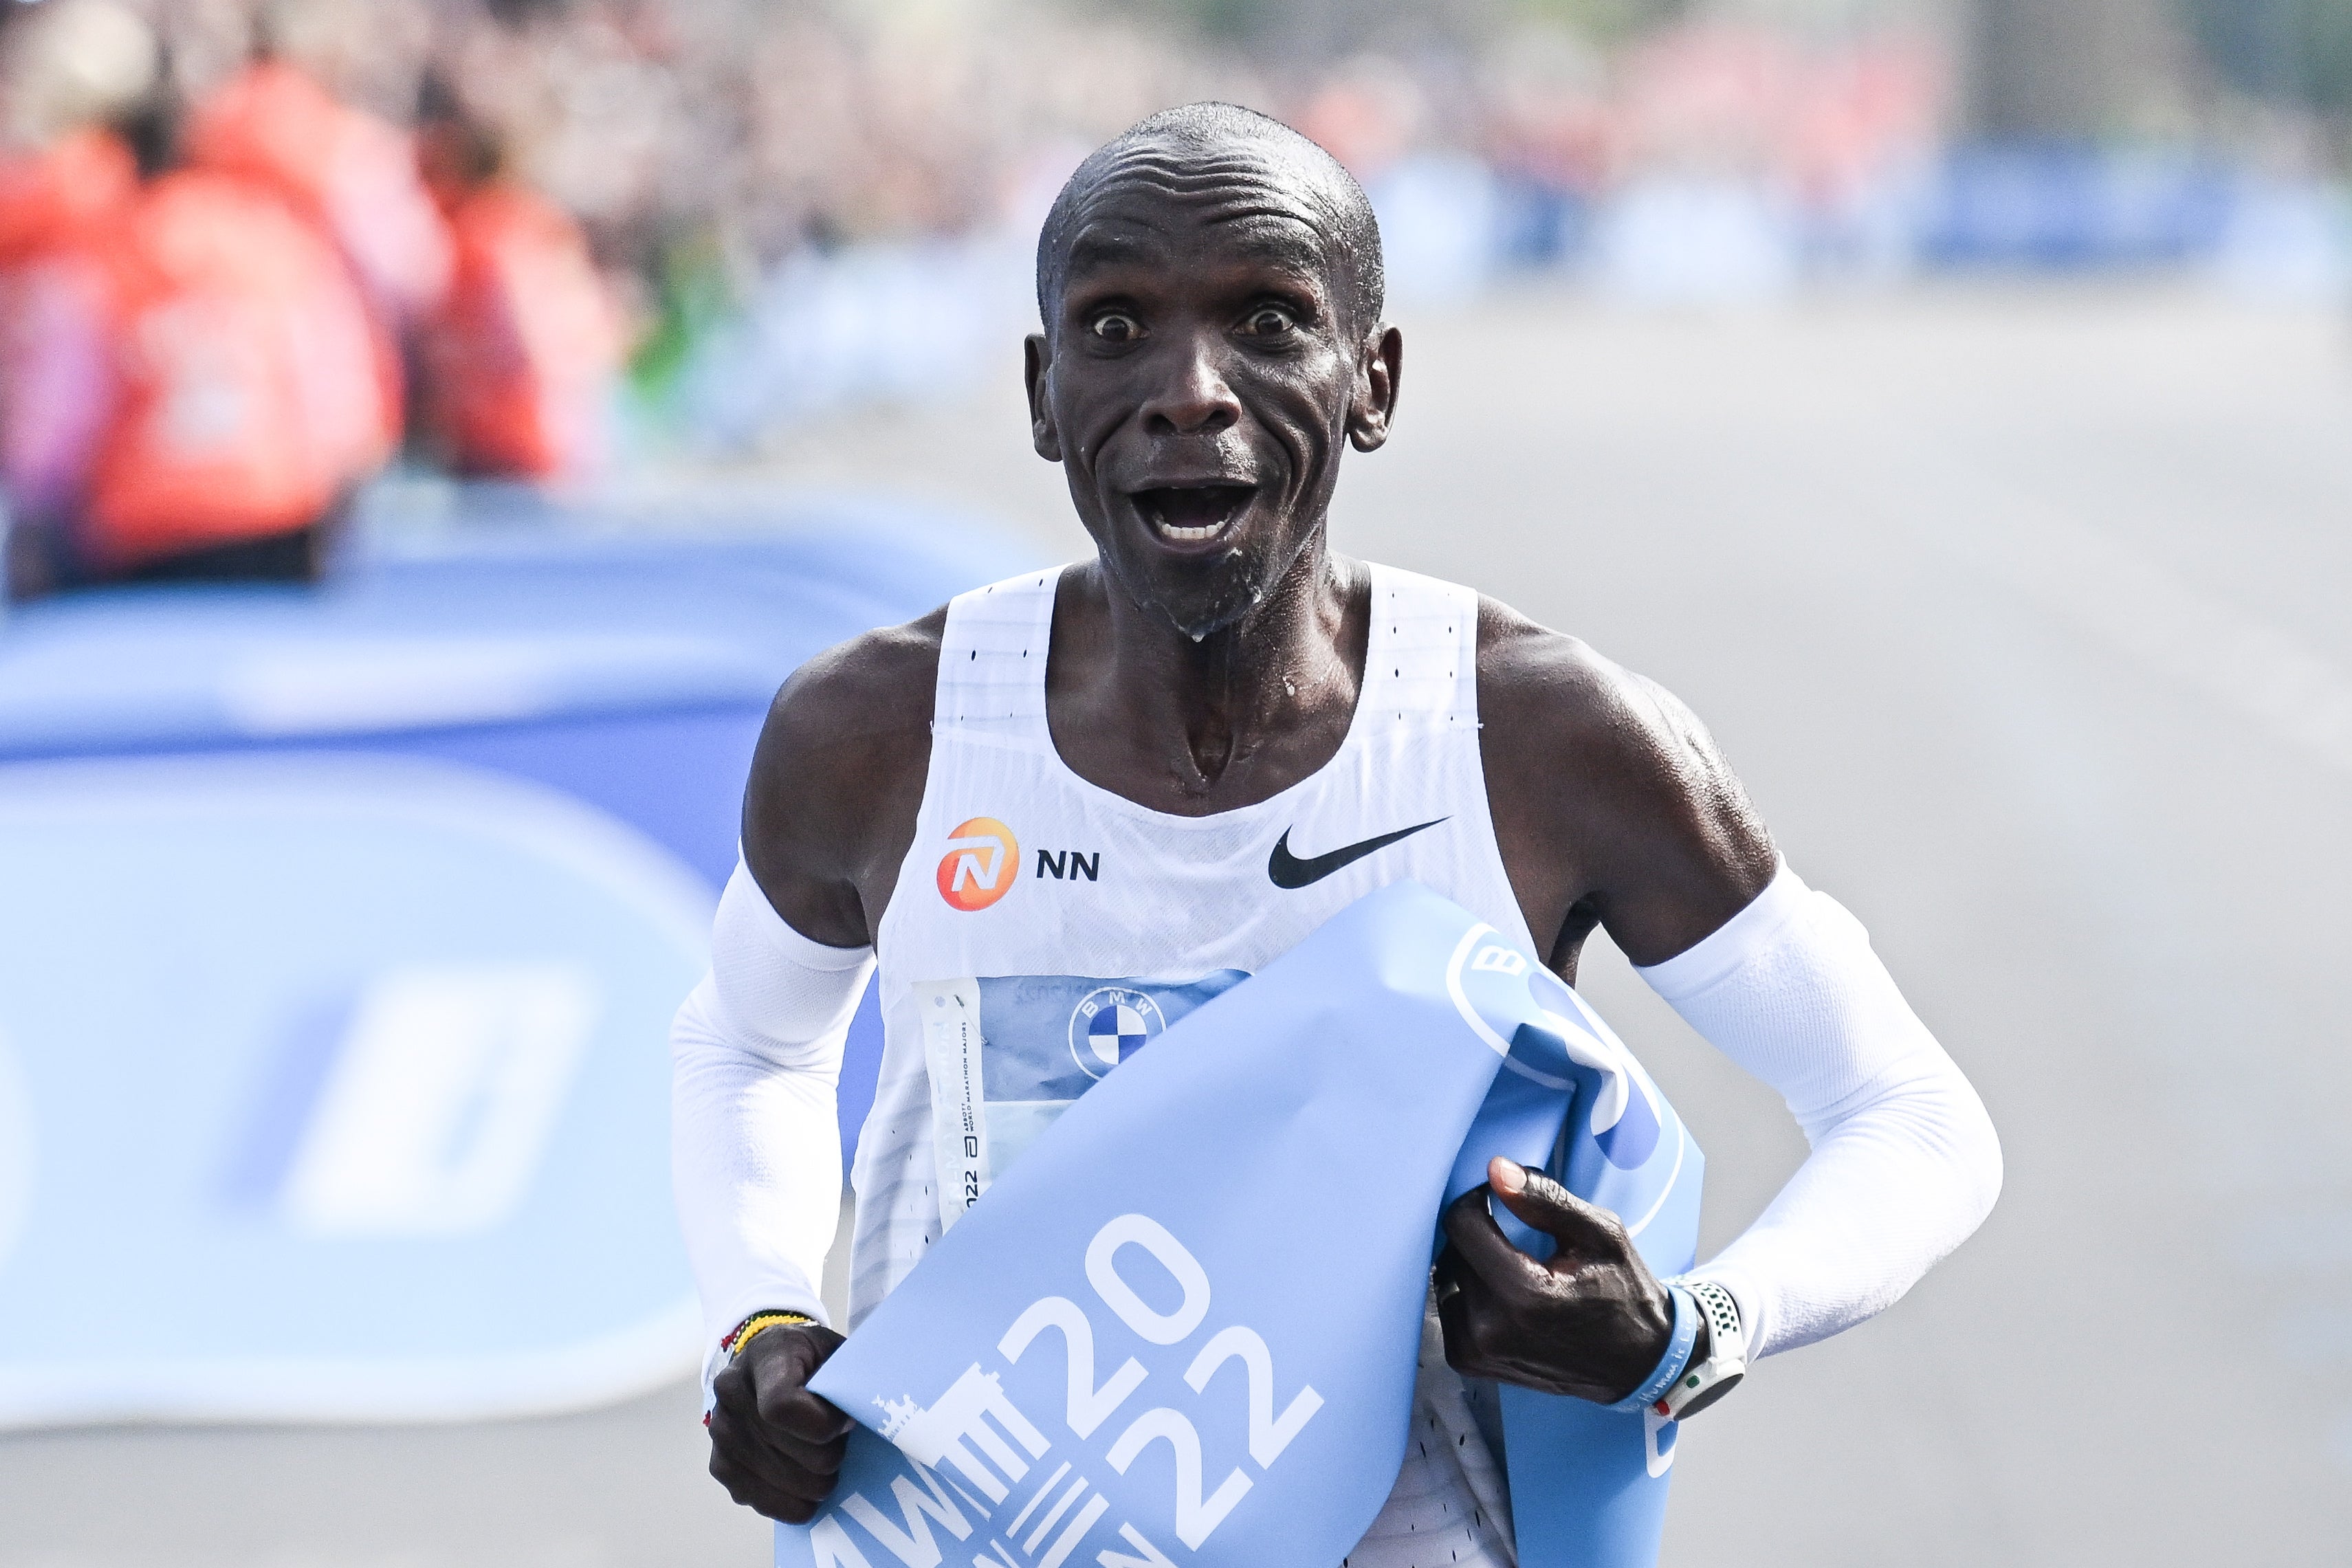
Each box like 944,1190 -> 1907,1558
672,103 -> 2001,1560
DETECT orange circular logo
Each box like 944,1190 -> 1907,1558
936,817 -> 1020,912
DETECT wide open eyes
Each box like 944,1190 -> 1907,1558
1090,311 -> 1144,343
1238,305 -> 1297,338
1085,304 -> 1302,344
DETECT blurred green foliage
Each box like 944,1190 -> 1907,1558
629,235 -> 736,405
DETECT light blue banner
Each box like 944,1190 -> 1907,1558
0,753 -> 710,1425
780,882 -> 1702,1568
0,516 -> 1038,1428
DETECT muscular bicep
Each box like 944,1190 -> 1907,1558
739,616 -> 941,949
1480,608 -> 1776,971
740,723 -> 870,950
1587,672 -> 1777,965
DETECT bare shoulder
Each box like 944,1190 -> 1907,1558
741,608 -> 946,947
1476,597 -> 1728,788
1475,597 -> 1776,966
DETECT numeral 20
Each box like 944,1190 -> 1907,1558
998,1296 -> 1146,1438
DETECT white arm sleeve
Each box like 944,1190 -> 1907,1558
670,859 -> 875,1364
1635,862 -> 2001,1358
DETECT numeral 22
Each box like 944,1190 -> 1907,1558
1183,1325 -> 1325,1467
1105,1407 -> 1253,1550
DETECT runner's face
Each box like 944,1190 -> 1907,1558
1030,147 -> 1372,640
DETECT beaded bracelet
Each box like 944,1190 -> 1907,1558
724,1310 -> 815,1359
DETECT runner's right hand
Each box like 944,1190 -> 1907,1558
708,1322 -> 853,1523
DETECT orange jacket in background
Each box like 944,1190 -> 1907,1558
186,60 -> 452,322
0,131 -> 139,522
0,128 -> 138,265
84,170 -> 388,569
421,184 -> 619,481
186,59 -> 452,462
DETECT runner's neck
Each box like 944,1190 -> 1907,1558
1050,546 -> 1370,811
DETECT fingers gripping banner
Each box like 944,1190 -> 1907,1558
781,883 -> 1703,1568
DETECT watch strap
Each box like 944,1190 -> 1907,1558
1656,1278 -> 1746,1420
1607,1284 -> 1700,1414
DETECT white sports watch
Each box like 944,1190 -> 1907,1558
1656,1279 -> 1747,1420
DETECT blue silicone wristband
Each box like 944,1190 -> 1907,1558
1608,1284 -> 1700,1414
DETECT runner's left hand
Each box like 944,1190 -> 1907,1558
1435,1156 -> 1676,1404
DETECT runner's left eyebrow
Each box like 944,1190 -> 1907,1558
1214,213 -> 1329,271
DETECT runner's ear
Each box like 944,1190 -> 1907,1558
1346,324 -> 1402,453
1024,333 -> 1063,461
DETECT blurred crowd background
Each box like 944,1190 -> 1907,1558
1,0 -> 2349,593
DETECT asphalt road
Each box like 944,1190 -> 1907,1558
7,281 -> 2348,1565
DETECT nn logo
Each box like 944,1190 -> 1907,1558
1033,850 -> 1099,883
937,818 -> 1019,912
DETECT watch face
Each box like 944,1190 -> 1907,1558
1677,1369 -> 1743,1420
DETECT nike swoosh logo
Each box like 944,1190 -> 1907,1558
1267,818 -> 1448,890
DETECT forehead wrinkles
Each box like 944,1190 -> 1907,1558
1070,144 -> 1343,247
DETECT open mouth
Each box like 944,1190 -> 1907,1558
1132,484 -> 1255,544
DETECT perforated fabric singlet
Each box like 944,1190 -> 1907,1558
853,562 -> 1538,1568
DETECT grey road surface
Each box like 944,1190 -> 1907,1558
6,283 -> 2346,1566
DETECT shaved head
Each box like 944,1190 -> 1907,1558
1036,102 -> 1385,338
1022,99 -> 1405,646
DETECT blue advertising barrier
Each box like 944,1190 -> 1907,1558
1920,144 -> 2241,269
782,883 -> 1702,1568
0,500 -> 1031,1426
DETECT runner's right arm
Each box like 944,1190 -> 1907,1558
671,617 -> 941,1522
670,864 -> 867,1523
671,864 -> 871,1365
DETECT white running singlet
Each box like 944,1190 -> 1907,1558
853,562 -> 1535,1568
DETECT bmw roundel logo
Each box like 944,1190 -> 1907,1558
1067,986 -> 1166,1080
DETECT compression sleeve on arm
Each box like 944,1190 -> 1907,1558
670,859 -> 875,1368
1635,862 -> 2001,1358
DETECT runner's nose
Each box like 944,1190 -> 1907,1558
1140,334 -> 1241,437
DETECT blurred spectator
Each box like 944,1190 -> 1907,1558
188,52 -> 452,324
0,0 -> 394,595
0,0 -> 2335,490
186,51 -> 452,440
415,78 -> 622,481
0,0 -> 150,597
85,158 -> 386,583
0,126 -> 137,597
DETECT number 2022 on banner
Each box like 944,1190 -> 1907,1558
805,1212 -> 1326,1568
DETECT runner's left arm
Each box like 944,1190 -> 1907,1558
1635,861 -> 2001,1358
1574,666 -> 2003,1362
1455,618 -> 2000,1396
